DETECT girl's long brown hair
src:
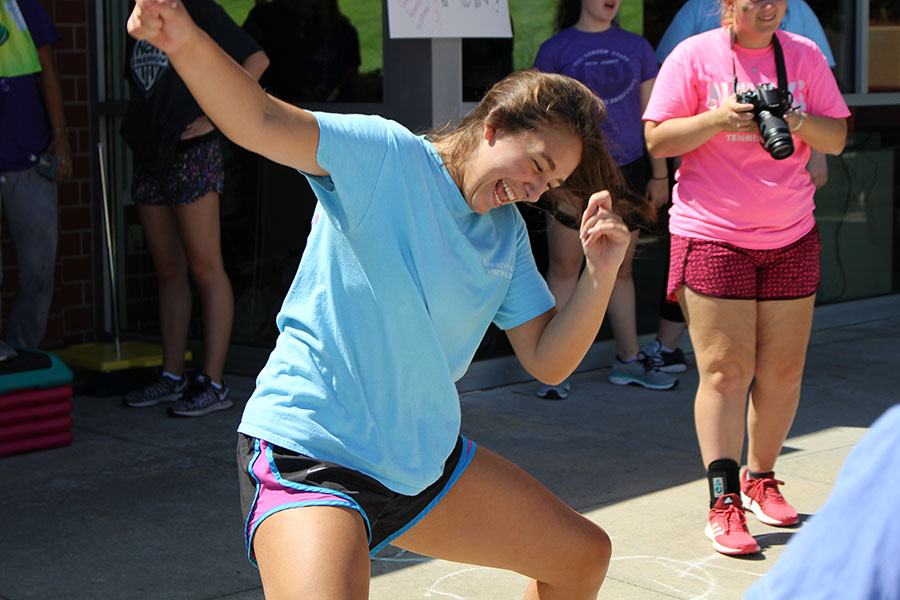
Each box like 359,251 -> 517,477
430,70 -> 651,228
555,0 -> 585,34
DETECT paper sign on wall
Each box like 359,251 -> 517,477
387,0 -> 512,39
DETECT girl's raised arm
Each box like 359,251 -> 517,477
127,0 -> 326,176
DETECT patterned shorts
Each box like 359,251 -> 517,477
132,134 -> 224,207
667,226 -> 820,302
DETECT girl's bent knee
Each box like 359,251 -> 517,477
552,524 -> 611,592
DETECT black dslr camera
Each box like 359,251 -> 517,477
736,83 -> 794,160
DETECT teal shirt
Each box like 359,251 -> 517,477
238,112 -> 554,494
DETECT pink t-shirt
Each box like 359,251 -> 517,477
644,27 -> 850,249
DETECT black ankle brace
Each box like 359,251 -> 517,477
707,458 -> 740,507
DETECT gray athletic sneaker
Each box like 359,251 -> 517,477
608,352 -> 678,390
167,373 -> 232,417
123,371 -> 188,407
537,380 -> 570,400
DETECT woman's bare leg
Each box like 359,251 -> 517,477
679,288 -> 757,466
746,295 -> 815,472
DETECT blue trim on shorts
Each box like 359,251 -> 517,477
243,439 -> 372,566
369,436 -> 478,556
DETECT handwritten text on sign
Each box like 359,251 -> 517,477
388,0 -> 512,39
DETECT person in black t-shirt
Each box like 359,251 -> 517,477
242,0 -> 361,103
121,0 -> 268,417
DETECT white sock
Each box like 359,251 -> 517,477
162,371 -> 182,381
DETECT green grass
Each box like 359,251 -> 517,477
214,0 -> 643,78
216,0 -> 254,27
339,0 -> 383,75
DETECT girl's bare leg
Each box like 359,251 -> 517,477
252,505 -> 371,600
138,204 -> 191,376
172,191 -> 233,383
395,446 -> 610,599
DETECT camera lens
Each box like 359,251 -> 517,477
757,110 -> 794,160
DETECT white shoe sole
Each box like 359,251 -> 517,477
123,391 -> 185,408
608,374 -> 677,390
704,523 -> 760,555
168,399 -> 233,417
741,491 -> 799,526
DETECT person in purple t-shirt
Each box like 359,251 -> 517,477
0,0 -> 71,360
533,0 -> 677,397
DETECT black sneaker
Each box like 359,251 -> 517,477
123,370 -> 188,407
167,373 -> 232,417
641,339 -> 689,373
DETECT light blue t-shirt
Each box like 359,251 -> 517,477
655,0 -> 835,67
238,112 -> 555,495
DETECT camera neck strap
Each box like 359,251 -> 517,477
731,29 -> 789,94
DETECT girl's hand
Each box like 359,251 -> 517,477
579,190 -> 631,276
47,134 -> 72,179
718,94 -> 755,132
646,177 -> 669,211
127,0 -> 199,56
180,115 -> 215,140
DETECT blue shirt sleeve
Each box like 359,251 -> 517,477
493,212 -> 555,330
533,36 -> 558,72
788,0 -> 836,67
307,112 -> 392,231
655,0 -> 721,63
19,0 -> 61,49
640,36 -> 660,81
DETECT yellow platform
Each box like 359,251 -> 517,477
54,342 -> 191,373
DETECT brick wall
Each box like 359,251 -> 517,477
1,0 -> 94,349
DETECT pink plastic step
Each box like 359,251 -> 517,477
0,415 -> 73,442
0,430 -> 74,457
0,400 -> 73,426
0,385 -> 73,412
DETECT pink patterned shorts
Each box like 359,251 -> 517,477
667,226 -> 820,302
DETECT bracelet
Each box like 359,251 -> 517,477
790,111 -> 805,132
650,175 -> 668,180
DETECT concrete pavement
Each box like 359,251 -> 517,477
1,294 -> 898,600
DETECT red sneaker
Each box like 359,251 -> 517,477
740,470 -> 799,526
705,493 -> 760,555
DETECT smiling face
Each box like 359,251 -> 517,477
728,0 -> 787,48
461,121 -> 582,215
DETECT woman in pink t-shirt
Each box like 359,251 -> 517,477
643,0 -> 848,557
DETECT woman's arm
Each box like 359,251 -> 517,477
644,93 -> 755,158
786,111 -> 847,156
127,0 -> 325,175
506,192 -> 631,384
